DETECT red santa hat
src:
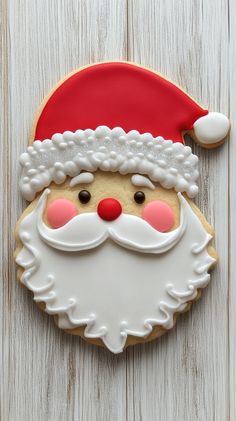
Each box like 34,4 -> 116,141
19,62 -> 230,201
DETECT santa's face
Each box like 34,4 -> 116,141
16,171 -> 214,353
43,170 -> 181,229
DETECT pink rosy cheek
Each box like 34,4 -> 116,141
47,199 -> 78,228
142,200 -> 175,233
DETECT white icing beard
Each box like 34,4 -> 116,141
16,190 -> 215,353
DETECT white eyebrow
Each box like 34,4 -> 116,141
131,174 -> 155,190
70,172 -> 94,187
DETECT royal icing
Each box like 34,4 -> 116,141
19,126 -> 199,201
16,62 -> 229,353
193,112 -> 230,145
33,62 -> 208,143
70,172 -> 94,187
47,199 -> 78,228
97,198 -> 122,222
142,201 -> 175,233
131,174 -> 155,190
16,189 -> 215,353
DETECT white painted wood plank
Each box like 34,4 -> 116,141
127,1 -> 230,420
229,0 -> 236,419
2,1 -> 235,420
1,1 -> 127,420
0,2 -> 9,419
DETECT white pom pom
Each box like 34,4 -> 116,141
193,112 -> 230,145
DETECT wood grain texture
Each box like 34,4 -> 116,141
0,0 -> 234,420
229,0 -> 236,420
127,2 -> 230,420
2,2 -> 127,421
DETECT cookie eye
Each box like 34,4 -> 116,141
78,190 -> 91,204
134,191 -> 145,204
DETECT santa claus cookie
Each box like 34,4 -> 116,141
15,62 -> 230,353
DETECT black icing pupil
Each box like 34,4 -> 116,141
78,190 -> 91,204
134,191 -> 145,204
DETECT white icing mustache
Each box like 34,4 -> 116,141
37,189 -> 188,254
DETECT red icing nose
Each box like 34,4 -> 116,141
97,198 -> 122,221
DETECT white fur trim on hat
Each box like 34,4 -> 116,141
193,112 -> 230,145
19,126 -> 199,201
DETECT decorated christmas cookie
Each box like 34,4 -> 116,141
15,62 -> 230,353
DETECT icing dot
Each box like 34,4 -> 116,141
97,198 -> 122,221
58,142 -> 67,149
111,127 -> 125,137
52,133 -> 63,142
189,185 -> 199,197
47,199 -> 78,228
78,190 -> 91,204
142,200 -> 175,232
134,191 -> 146,204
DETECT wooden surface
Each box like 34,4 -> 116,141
0,1 -> 235,420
